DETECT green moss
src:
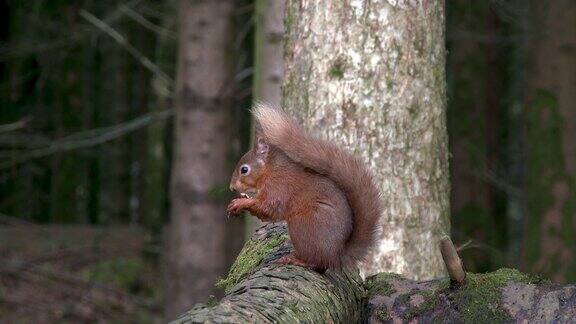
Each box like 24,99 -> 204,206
407,103 -> 419,118
329,63 -> 345,79
216,233 -> 287,292
364,272 -> 402,296
437,277 -> 451,290
284,3 -> 294,33
81,258 -> 147,294
401,290 -> 437,320
449,268 -> 539,323
206,295 -> 218,307
283,4 -> 294,58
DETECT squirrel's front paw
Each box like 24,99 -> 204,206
226,198 -> 254,217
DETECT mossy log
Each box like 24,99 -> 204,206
173,223 -> 576,323
366,269 -> 576,323
172,223 -> 365,323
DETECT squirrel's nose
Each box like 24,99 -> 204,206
229,184 -> 236,192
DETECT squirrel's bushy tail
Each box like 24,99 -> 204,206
253,103 -> 382,267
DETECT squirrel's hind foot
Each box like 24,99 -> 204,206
276,254 -> 326,273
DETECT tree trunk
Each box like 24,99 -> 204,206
253,0 -> 285,107
247,0 -> 286,235
97,5 -> 131,224
142,1 -> 175,236
109,17 -> 132,223
283,0 -> 449,279
164,0 -> 239,319
523,0 -> 576,283
48,3 -> 87,223
446,1 -> 505,272
173,224 -> 576,323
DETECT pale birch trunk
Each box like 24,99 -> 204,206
283,0 -> 449,279
164,0 -> 238,319
247,0 -> 286,235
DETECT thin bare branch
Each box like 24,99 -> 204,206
79,9 -> 174,88
0,0 -> 143,59
0,109 -> 173,169
0,212 -> 38,226
120,5 -> 177,39
0,117 -> 31,134
455,239 -> 474,252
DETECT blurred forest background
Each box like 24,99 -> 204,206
0,0 -> 575,323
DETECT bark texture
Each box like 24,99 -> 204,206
174,224 -> 576,323
283,0 -> 449,279
173,223 -> 365,324
164,0 -> 238,319
523,0 -> 576,283
247,0 -> 286,235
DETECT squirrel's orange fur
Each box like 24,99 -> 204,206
228,104 -> 382,271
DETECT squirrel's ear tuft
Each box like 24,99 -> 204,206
256,136 -> 269,156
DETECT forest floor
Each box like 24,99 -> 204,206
0,225 -> 162,323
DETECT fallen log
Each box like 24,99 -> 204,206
366,237 -> 576,323
173,224 -> 576,323
172,223 -> 365,323
366,267 -> 576,323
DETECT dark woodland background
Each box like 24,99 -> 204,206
0,0 -> 575,322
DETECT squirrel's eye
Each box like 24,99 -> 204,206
240,164 -> 251,175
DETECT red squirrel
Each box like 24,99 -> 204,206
227,104 -> 382,272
